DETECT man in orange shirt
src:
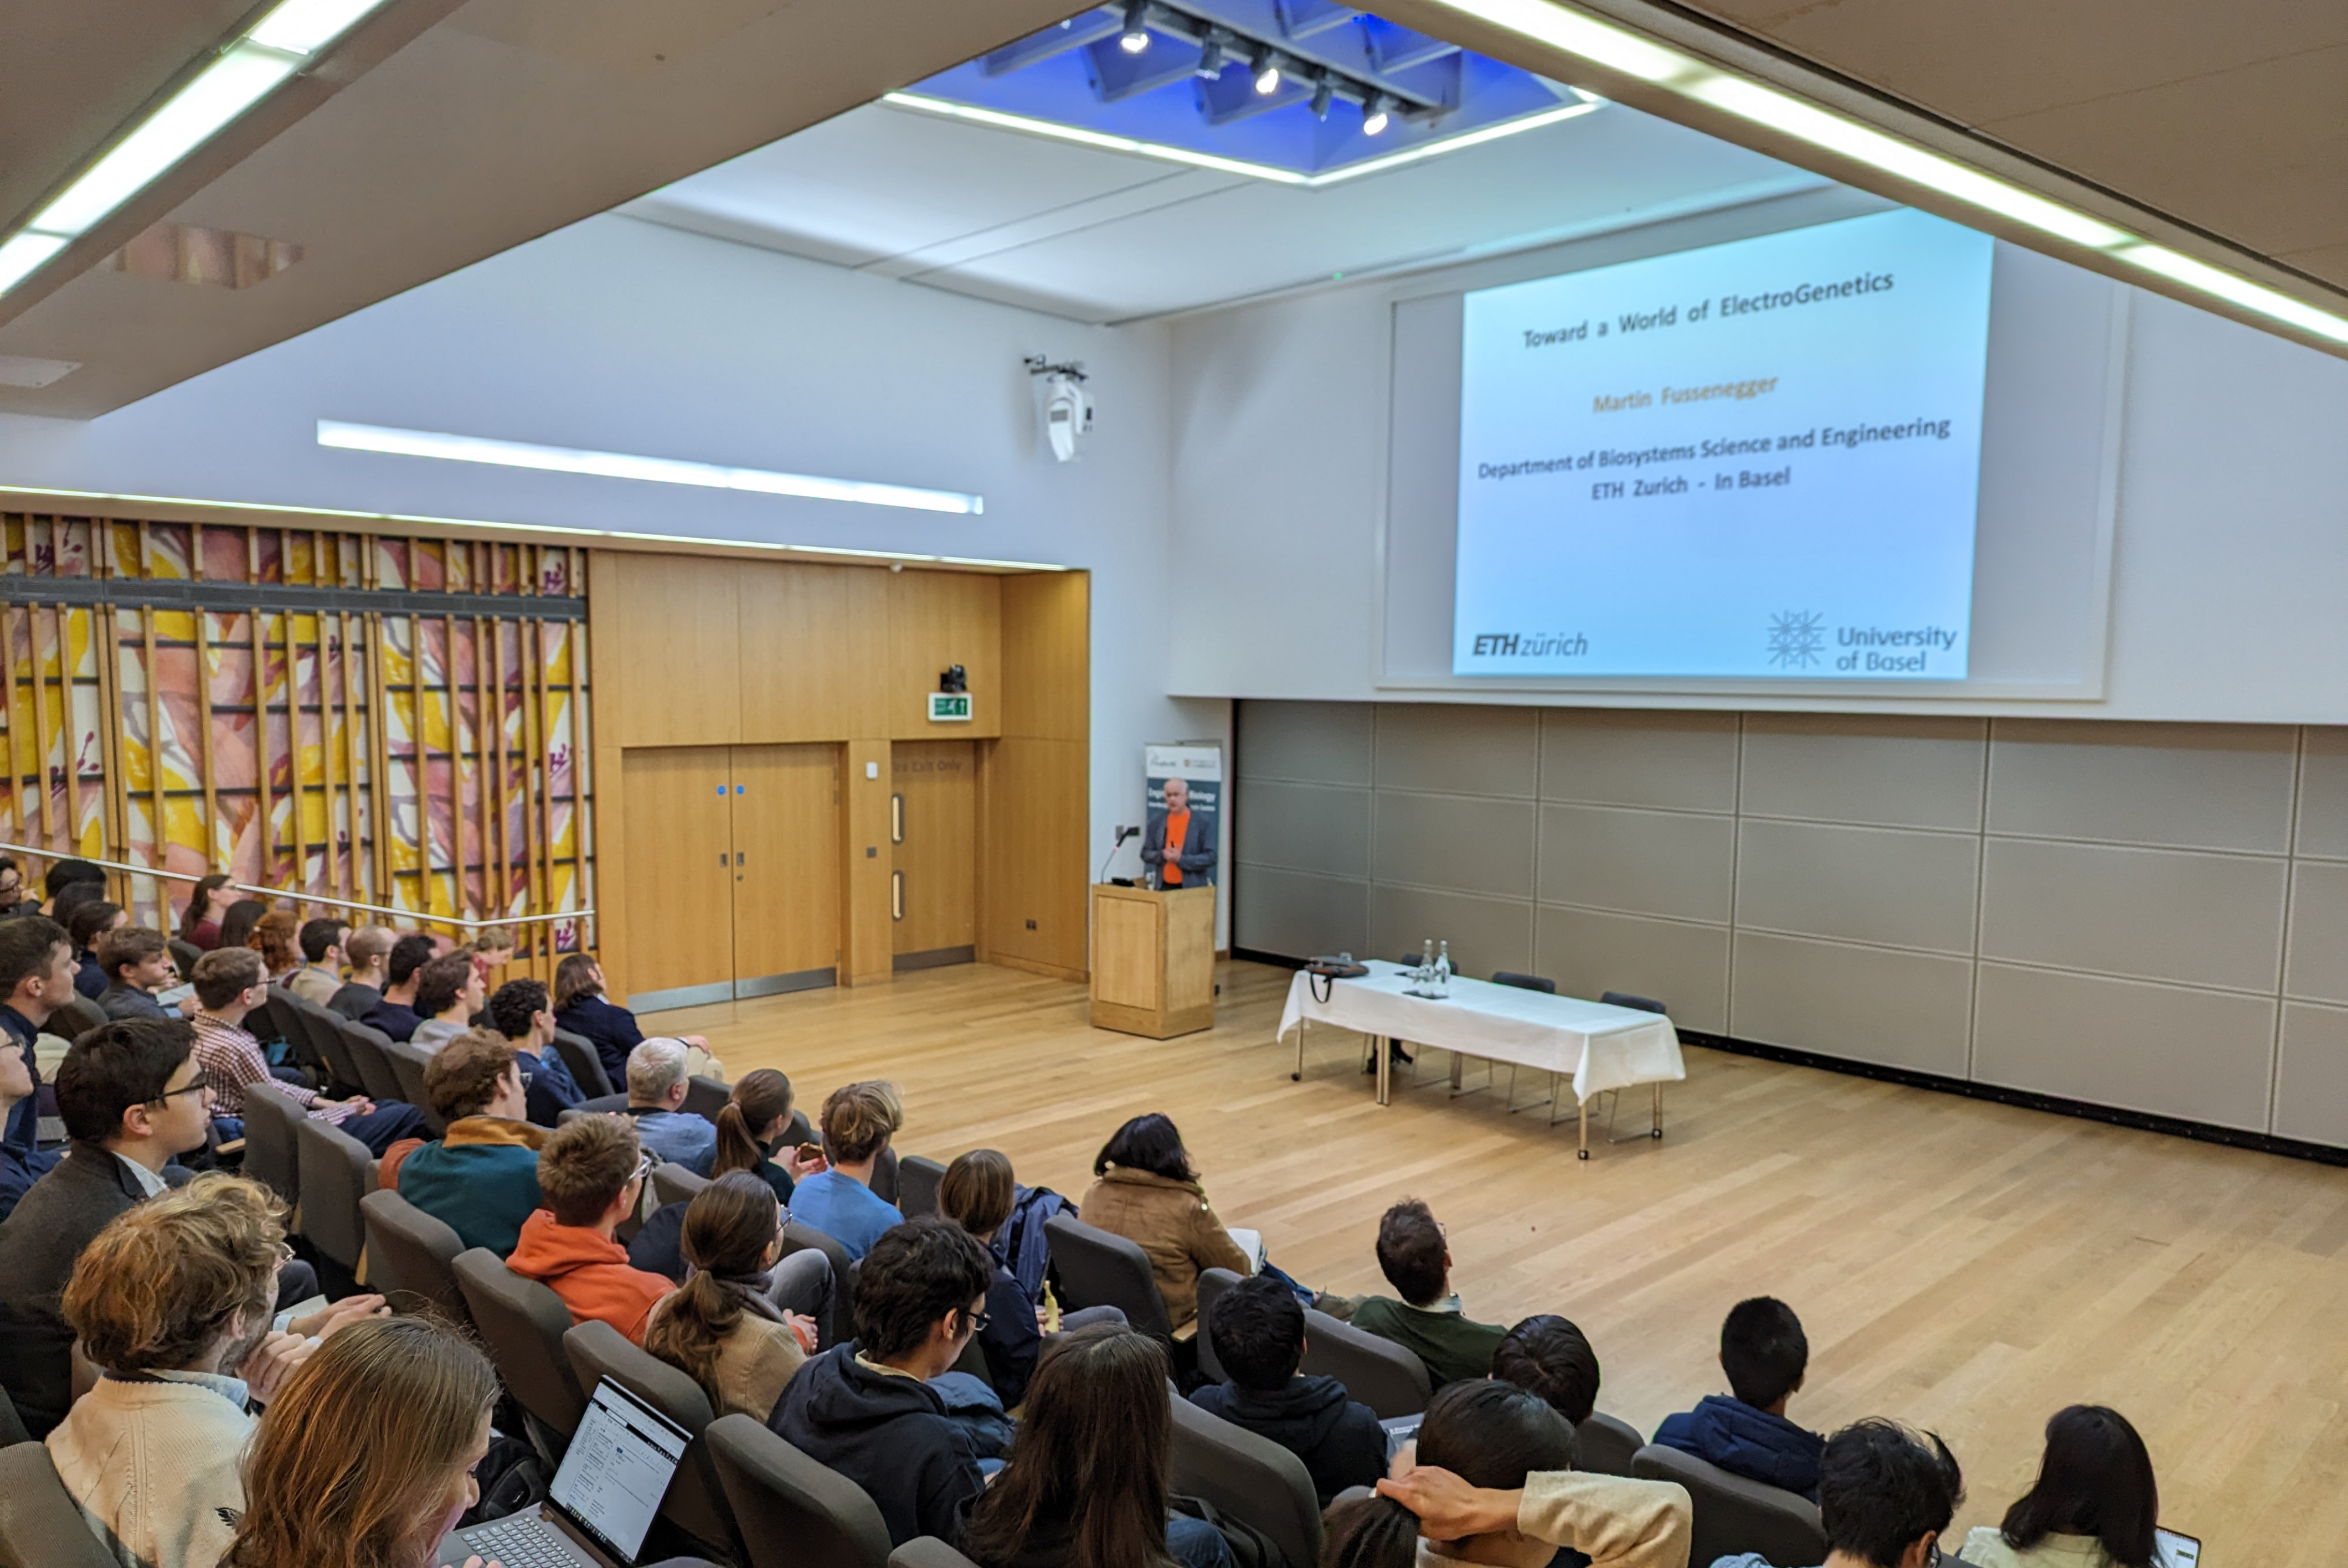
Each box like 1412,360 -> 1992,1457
506,1113 -> 671,1344
1141,775 -> 1216,890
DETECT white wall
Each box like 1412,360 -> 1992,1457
1166,257 -> 2348,725
0,214 -> 1232,941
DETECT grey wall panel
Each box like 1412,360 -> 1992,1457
2283,860 -> 2348,1004
1738,714 -> 1986,831
1237,700 -> 1373,785
1538,709 -> 1739,814
1368,884 -> 1533,977
1734,818 -> 1980,955
2295,728 -> 2348,860
1373,705 -> 1537,797
1371,792 -> 1537,898
1233,780 -> 1371,879
1979,838 -> 2287,993
1730,931 -> 1974,1077
1233,866 -> 1369,960
2273,1002 -> 2348,1148
1535,905 -> 1728,1033
1986,720 -> 2296,853
1537,803 -> 1736,924
1973,962 -> 2276,1130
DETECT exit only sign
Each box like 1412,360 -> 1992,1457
928,692 -> 972,722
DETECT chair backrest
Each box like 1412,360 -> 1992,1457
869,1144 -> 899,1206
0,1441 -> 121,1567
780,1220 -> 857,1345
0,1383 -> 29,1447
289,995 -> 365,1095
564,1321 -> 739,1558
1575,1412 -> 1644,1478
1491,971 -> 1558,993
1599,991 -> 1668,1016
559,1091 -> 630,1125
682,1074 -> 730,1123
259,988 -> 318,1070
1193,1268 -> 1429,1419
652,1161 -> 710,1213
454,1248 -> 588,1442
360,1188 -> 470,1325
889,1539 -> 983,1568
291,1112 -> 377,1272
238,1080 -> 302,1200
1170,1395 -> 1322,1568
379,1035 -> 446,1134
1043,1214 -> 1172,1339
46,994 -> 105,1043
336,1017 -> 408,1103
1631,1444 -> 1824,1567
895,1154 -> 946,1219
550,1028 -> 615,1097
167,937 -> 203,976
706,1411 -> 892,1568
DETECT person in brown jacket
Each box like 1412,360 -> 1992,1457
1078,1113 -> 1251,1333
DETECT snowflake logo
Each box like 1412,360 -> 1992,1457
1767,610 -> 1826,669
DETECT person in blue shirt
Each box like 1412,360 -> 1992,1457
0,1027 -> 59,1218
788,1079 -> 905,1262
486,977 -> 582,1127
1654,1294 -> 1826,1501
623,1036 -> 720,1175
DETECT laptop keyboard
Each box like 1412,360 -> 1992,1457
462,1515 -> 587,1567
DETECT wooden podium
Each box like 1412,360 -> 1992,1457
1089,883 -> 1216,1038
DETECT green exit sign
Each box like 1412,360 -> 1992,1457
928,692 -> 972,722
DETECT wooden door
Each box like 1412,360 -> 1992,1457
891,740 -> 975,965
729,744 -> 842,994
620,747 -> 736,1004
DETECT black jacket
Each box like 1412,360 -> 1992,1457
970,1263 -> 1043,1409
769,1344 -> 986,1546
1188,1375 -> 1388,1504
554,994 -> 646,1090
327,981 -> 379,1020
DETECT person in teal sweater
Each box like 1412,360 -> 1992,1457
378,1029 -> 549,1257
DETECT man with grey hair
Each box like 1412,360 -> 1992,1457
624,1036 -> 719,1175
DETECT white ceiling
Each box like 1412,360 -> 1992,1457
622,95 -> 1826,323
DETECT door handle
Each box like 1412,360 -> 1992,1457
892,870 -> 904,921
735,852 -> 745,866
890,793 -> 904,845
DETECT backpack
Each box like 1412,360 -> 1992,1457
460,1433 -> 549,1525
992,1183 -> 1076,1302
1169,1493 -> 1286,1568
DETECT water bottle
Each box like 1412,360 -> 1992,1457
1419,938 -> 1436,988
1434,940 -> 1452,997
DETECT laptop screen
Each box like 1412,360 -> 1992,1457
549,1376 -> 690,1562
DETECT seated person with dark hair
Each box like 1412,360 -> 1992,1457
553,953 -> 719,1089
1713,1417 -> 1964,1568
508,1112 -> 673,1343
1322,1198 -> 1507,1387
407,951 -> 486,1051
42,858 -> 107,916
67,899 -> 128,999
1494,1313 -> 1603,1426
359,931 -> 437,1042
624,1036 -> 719,1175
769,1216 -> 996,1546
189,946 -> 425,1157
286,917 -> 350,1008
485,976 -> 582,1126
378,1029 -> 548,1256
1191,1271 -> 1386,1504
96,926 -> 181,1021
0,1026 -> 57,1218
327,924 -> 394,1019
0,914 -> 78,1154
0,857 -> 30,916
1654,1294 -> 1825,1502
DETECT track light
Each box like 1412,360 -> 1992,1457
1309,76 -> 1334,119
1251,47 -> 1280,95
1361,95 -> 1390,135
1119,2 -> 1149,54
1195,32 -> 1225,78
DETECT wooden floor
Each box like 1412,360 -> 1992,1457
655,958 -> 2348,1564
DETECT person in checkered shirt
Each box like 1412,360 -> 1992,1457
188,947 -> 425,1157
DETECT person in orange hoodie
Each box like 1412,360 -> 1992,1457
506,1112 -> 671,1344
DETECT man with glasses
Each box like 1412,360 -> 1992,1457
508,1112 -> 674,1344
0,858 -> 34,916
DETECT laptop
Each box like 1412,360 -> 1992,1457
437,1376 -> 690,1568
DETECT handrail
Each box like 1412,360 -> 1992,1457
0,842 -> 591,934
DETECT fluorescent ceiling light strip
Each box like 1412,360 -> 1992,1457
0,234 -> 69,294
247,0 -> 389,55
317,420 -> 985,517
2116,244 -> 2348,345
1309,100 -> 1600,184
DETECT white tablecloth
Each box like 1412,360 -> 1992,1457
1277,961 -> 1685,1103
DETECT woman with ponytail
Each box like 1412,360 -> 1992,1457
642,1170 -> 817,1420
711,1068 -> 826,1205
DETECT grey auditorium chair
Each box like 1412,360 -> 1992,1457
238,1080 -> 303,1201
781,1219 -> 858,1350
381,1035 -> 444,1134
652,1160 -> 709,1212
259,987 -> 323,1076
290,993 -> 367,1096
869,1144 -> 900,1206
564,1321 -> 741,1560
896,1154 -> 946,1219
1574,1412 -> 1646,1477
1194,1268 -> 1430,1419
1170,1396 -> 1322,1568
454,1248 -> 587,1460
891,1540 -> 984,1568
550,1028 -> 615,1098
706,1413 -> 893,1568
558,1091 -> 630,1124
682,1074 -> 730,1123
167,937 -> 202,976
336,1016 -> 408,1105
361,1188 -> 470,1326
291,1112 -> 377,1277
1633,1443 -> 1824,1567
0,1441 -> 119,1567
47,994 -> 105,1043
1044,1213 -> 1173,1340
1491,971 -> 1558,993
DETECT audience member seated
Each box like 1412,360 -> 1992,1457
1494,1314 -> 1603,1426
0,914 -> 77,1153
97,926 -> 178,1020
554,952 -> 720,1088
485,976 -> 583,1125
470,926 -> 517,985
508,1112 -> 672,1343
1192,1270 -> 1384,1504
1080,1112 -> 1252,1335
939,1148 -> 1122,1407
1713,1417 -> 1964,1568
379,1029 -> 548,1256
53,883 -> 107,976
1654,1295 -> 1824,1502
789,1079 -> 906,1261
0,856 -> 29,916
769,1215 -> 996,1545
964,1322 -> 1235,1568
190,947 -> 426,1157
327,924 -> 394,1019
1315,1198 -> 1503,1388
68,899 -> 128,999
0,1025 -> 58,1217
1959,1405 -> 2159,1568
218,1316 -> 502,1568
218,898 -> 270,954
360,931 -> 437,1042
48,1174 -> 365,1568
1335,1380 -> 1693,1568
178,875 -> 235,952
286,918 -> 349,1007
247,910 -> 303,984
712,1067 -> 820,1204
643,1171 -> 821,1421
39,858 -> 107,915
624,1035 -> 721,1174
408,951 -> 487,1051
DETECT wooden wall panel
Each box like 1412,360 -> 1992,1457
1000,571 -> 1089,742
730,742 -> 843,982
738,563 -> 888,743
619,746 -> 734,997
979,736 -> 1090,981
892,740 -> 976,958
842,739 -> 894,987
596,551 -> 740,747
888,570 -> 1000,740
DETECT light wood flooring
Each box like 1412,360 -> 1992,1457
653,958 -> 2348,1565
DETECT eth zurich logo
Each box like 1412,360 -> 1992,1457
1767,610 -> 1826,669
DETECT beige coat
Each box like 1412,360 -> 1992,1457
1422,1469 -> 1693,1568
643,1294 -> 807,1422
1078,1165 -> 1251,1330
47,1376 -> 253,1568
